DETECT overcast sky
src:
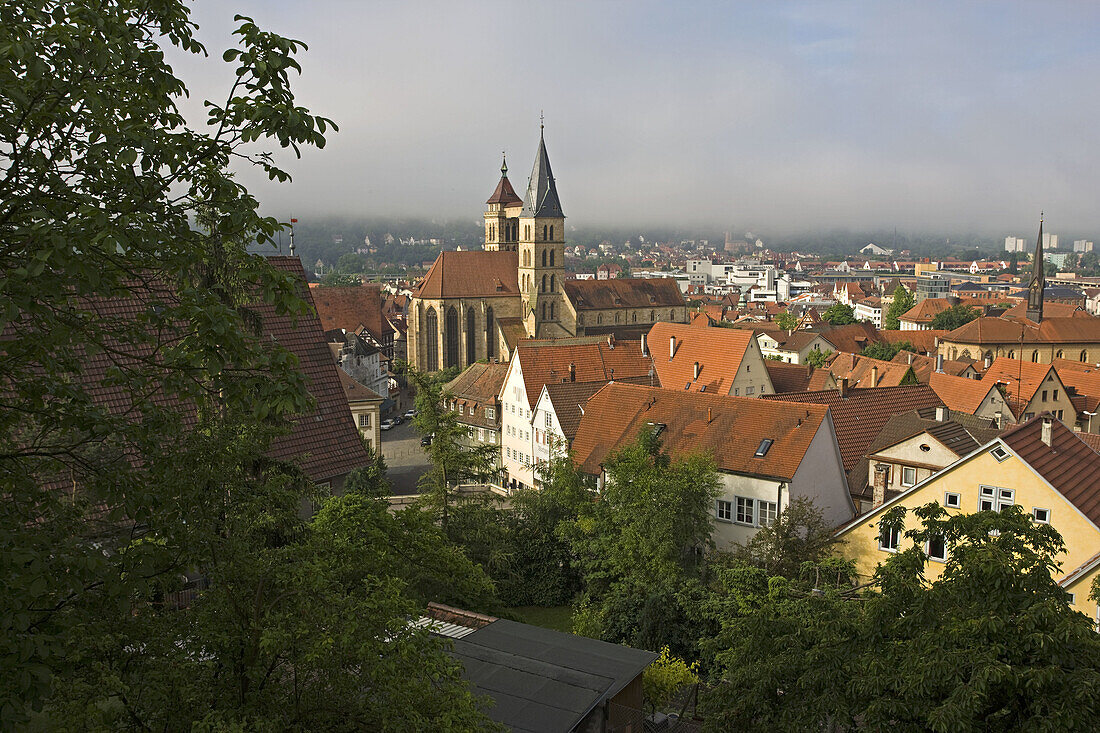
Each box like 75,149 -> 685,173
174,1 -> 1100,236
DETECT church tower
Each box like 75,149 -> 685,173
1026,214 -> 1045,324
483,154 -> 522,252
518,125 -> 566,338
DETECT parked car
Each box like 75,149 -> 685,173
391,415 -> 403,426
380,418 -> 396,431
403,408 -> 418,420
420,434 -> 433,447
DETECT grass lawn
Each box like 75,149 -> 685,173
505,605 -> 573,633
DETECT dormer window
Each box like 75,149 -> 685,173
754,439 -> 774,457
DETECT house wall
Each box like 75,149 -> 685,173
711,473 -> 788,550
1016,373 -> 1076,424
1063,563 -> 1100,626
938,340 -> 1100,365
837,446 -> 1100,582
500,358 -> 535,493
870,433 -> 959,493
533,390 -> 569,471
348,401 -> 382,454
728,338 -> 776,397
789,415 -> 854,528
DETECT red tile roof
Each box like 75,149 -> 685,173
485,174 -> 523,207
571,383 -> 830,482
312,283 -> 386,341
1051,358 -> 1100,414
648,321 -> 759,395
945,316 -> 1100,345
562,278 -> 684,311
928,371 -> 1002,415
764,361 -> 813,393
415,251 -> 519,299
982,357 -> 1059,408
900,298 -> 953,324
819,322 -> 880,354
824,353 -> 916,388
763,385 -> 943,474
515,338 -> 655,409
1000,415 -> 1100,527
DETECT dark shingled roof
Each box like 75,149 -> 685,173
866,407 -> 1000,459
563,277 -> 684,311
486,169 -> 523,207
764,360 -> 813,393
521,132 -> 565,219
449,619 -> 655,733
1000,414 -> 1100,527
311,283 -> 386,342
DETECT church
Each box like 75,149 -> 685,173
409,129 -> 688,372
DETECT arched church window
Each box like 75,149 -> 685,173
1056,349 -> 1064,359
542,249 -> 547,267
549,275 -> 555,291
543,225 -> 548,240
1031,350 -> 1039,363
597,314 -> 603,325
632,312 -> 637,322
549,249 -> 555,266
960,349 -> 971,359
550,225 -> 554,240
615,312 -> 621,324
541,274 -> 547,292
466,307 -> 476,365
1082,350 -> 1089,362
550,303 -> 555,320
445,307 -> 459,368
650,310 -> 655,321
486,306 -> 495,360
542,302 -> 548,320
424,307 -> 438,372
1008,350 -> 1015,359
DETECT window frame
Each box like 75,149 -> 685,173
926,534 -> 947,562
878,524 -> 901,553
735,497 -> 755,525
715,499 -> 733,522
944,492 -> 961,509
901,466 -> 917,487
1032,507 -> 1050,524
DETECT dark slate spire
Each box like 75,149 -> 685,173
1026,213 -> 1045,323
521,125 -> 565,218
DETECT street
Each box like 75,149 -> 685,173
381,418 -> 431,495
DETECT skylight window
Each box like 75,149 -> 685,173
754,439 -> 774,457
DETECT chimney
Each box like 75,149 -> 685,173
707,406 -> 713,423
693,361 -> 701,380
872,464 -> 889,508
568,362 -> 575,382
871,365 -> 879,386
1041,416 -> 1053,447
839,377 -> 849,398
935,405 -> 949,422
669,336 -> 676,360
935,354 -> 944,373
984,354 -> 992,369
607,334 -> 615,349
640,332 -> 648,357
994,410 -> 1003,429
907,352 -> 913,364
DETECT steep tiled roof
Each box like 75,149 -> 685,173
1051,358 -> 1100,414
563,277 -> 684,311
764,360 -> 812,393
896,352 -> 975,382
900,298 -> 953,324
515,338 -> 654,409
415,251 -> 519,299
866,407 -> 999,459
312,283 -> 386,341
928,371 -> 1002,415
1000,415 -> 1100,527
763,385 -> 943,474
445,362 -> 510,404
521,132 -> 565,218
982,357 -> 1058,409
485,172 -> 523,207
819,322 -> 880,354
649,322 -> 758,395
999,300 -> 1087,321
825,353 -> 916,388
541,379 -> 631,442
338,368 -> 384,404
572,383 -> 830,482
946,316 -> 1100,345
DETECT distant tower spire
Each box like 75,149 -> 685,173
1026,212 -> 1045,324
501,151 -> 508,176
540,110 -> 545,137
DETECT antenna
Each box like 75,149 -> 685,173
289,217 -> 298,256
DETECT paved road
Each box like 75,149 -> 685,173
381,419 -> 431,495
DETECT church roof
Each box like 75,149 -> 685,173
563,278 -> 684,311
521,131 -> 565,218
415,250 -> 519,299
486,163 -> 523,207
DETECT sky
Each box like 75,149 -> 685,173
172,1 -> 1100,236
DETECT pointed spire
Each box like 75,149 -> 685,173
501,151 -> 508,176
521,121 -> 564,218
1026,212 -> 1045,324
486,151 -> 522,207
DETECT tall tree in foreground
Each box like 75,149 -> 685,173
0,3 -> 491,726
883,284 -> 915,330
701,504 -> 1100,731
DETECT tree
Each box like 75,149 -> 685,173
701,504 -> 1100,731
774,311 -> 799,331
883,284 -> 915,330
861,339 -> 913,361
1,3 -> 491,726
1008,251 -> 1019,274
729,496 -> 843,579
821,303 -> 856,325
929,303 -> 981,331
319,270 -> 361,286
805,348 -> 833,369
565,432 -> 720,659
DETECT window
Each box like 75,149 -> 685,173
358,413 -> 371,428
927,535 -> 947,562
716,500 -> 732,522
486,407 -> 495,420
878,524 -> 900,552
1032,507 -> 1050,523
545,412 -> 552,427
901,467 -> 917,486
979,485 -> 1015,512
1053,390 -> 1059,401
735,497 -> 755,524
1042,390 -> 1047,402
477,428 -> 485,441
990,446 -> 1009,462
506,447 -> 512,459
754,439 -> 773,457
733,388 -> 739,396
759,501 -> 778,527
944,492 -> 961,509
745,385 -> 755,395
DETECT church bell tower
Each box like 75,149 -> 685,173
1026,214 -> 1045,324
518,123 -> 566,338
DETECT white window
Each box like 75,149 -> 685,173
979,485 -> 1015,512
486,407 -> 495,420
358,413 -> 371,428
735,497 -> 754,524
545,412 -> 553,428
927,534 -> 947,562
901,467 -> 917,486
506,447 -> 512,459
716,500 -> 732,522
745,385 -> 755,395
1032,507 -> 1050,524
478,428 -> 485,441
459,404 -> 465,415
944,492 -> 961,509
759,501 -> 778,527
879,524 -> 900,552
990,446 -> 1009,462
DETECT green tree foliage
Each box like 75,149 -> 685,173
805,348 -> 833,369
774,311 -> 799,331
861,339 -> 913,361
564,432 -> 720,659
643,646 -> 700,715
883,284 -> 915,330
930,303 -> 981,331
319,270 -> 361,286
1008,251 -> 1019,274
821,303 -> 857,325
1,3 -> 492,726
729,497 -> 843,579
701,504 -> 1100,731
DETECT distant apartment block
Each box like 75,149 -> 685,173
1074,239 -> 1094,253
1004,236 -> 1027,253
1044,232 -> 1059,250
